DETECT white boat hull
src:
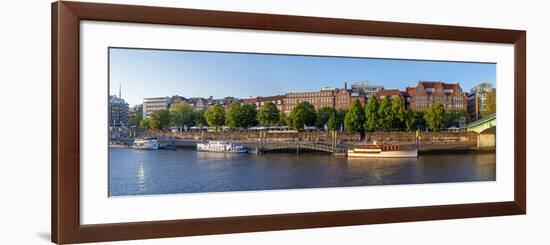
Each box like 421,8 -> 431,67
132,145 -> 159,150
347,149 -> 418,158
132,139 -> 159,150
197,149 -> 248,153
197,141 -> 248,153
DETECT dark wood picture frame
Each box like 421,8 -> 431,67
51,1 -> 526,244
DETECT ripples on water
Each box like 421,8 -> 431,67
108,148 -> 496,196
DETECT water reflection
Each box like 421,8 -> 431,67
137,164 -> 146,191
109,148 -> 496,196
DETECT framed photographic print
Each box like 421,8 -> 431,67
52,1 -> 526,244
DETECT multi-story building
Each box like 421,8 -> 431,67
350,81 -> 384,99
143,97 -> 169,118
468,82 -> 496,120
284,87 -> 337,113
186,97 -> 209,111
335,86 -> 366,111
407,81 -> 468,111
109,95 -> 129,127
168,95 -> 187,109
242,95 -> 285,112
128,104 -> 143,119
375,89 -> 405,101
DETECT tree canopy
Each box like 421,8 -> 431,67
289,101 -> 317,130
148,109 -> 170,130
258,102 -> 280,126
225,103 -> 258,129
316,106 -> 336,128
445,109 -> 469,128
170,102 -> 194,128
278,111 -> 289,126
404,110 -> 425,132
424,102 -> 446,131
364,96 -> 379,132
390,96 -> 405,129
204,104 -> 225,130
482,91 -> 496,116
344,99 -> 365,132
128,110 -> 142,127
193,109 -> 207,127
377,97 -> 393,131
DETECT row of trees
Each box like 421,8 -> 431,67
132,96 -> 470,132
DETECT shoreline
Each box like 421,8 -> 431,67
109,144 -> 495,155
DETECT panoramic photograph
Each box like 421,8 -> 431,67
108,47 -> 497,197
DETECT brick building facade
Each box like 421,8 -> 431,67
242,95 -> 285,112
284,88 -> 336,113
406,81 -> 467,111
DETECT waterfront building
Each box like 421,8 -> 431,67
168,95 -> 187,109
375,89 -> 407,109
109,95 -> 129,126
375,89 -> 405,101
284,87 -> 337,113
128,104 -> 143,120
407,81 -> 468,111
242,95 -> 285,112
143,97 -> 169,118
186,97 -> 209,111
335,83 -> 366,110
350,81 -> 384,98
468,82 -> 496,120
214,96 -> 240,105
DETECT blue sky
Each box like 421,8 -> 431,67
109,48 -> 496,106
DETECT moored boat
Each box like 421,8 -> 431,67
197,141 -> 247,153
348,141 -> 417,158
132,138 -> 159,150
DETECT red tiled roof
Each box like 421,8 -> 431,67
242,95 -> 285,104
416,81 -> 462,96
376,89 -> 402,96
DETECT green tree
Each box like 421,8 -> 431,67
204,104 -> 225,130
278,111 -> 288,126
344,99 -> 365,132
316,106 -> 336,128
240,104 -> 258,128
128,110 -> 143,127
404,110 -> 425,132
445,109 -> 470,128
336,109 -> 347,131
170,102 -> 194,129
258,101 -> 280,126
424,102 -> 446,131
390,96 -> 405,130
194,110 -> 207,127
225,103 -> 258,129
327,111 -> 338,131
225,103 -> 243,129
482,91 -> 496,116
377,97 -> 393,131
149,109 -> 170,130
364,96 -> 379,132
139,118 -> 151,129
289,101 -> 317,130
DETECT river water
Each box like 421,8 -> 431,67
108,147 -> 495,196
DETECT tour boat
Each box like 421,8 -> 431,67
197,141 -> 248,153
347,141 -> 417,158
132,138 -> 159,150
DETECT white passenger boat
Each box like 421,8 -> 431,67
197,141 -> 247,153
348,141 -> 417,158
132,138 -> 159,150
